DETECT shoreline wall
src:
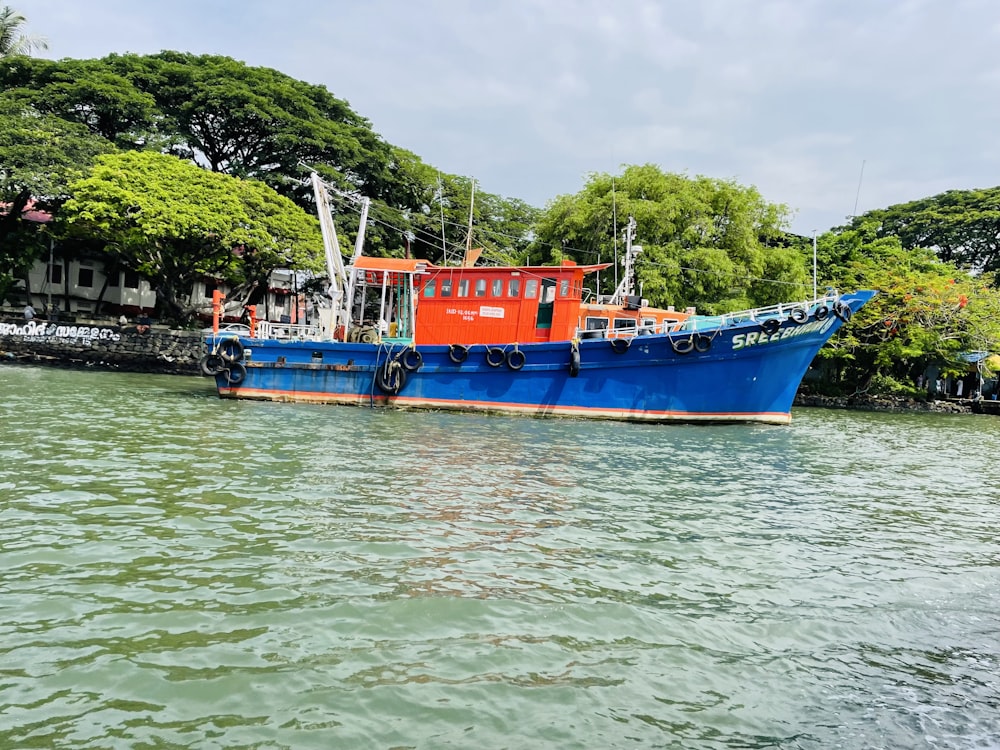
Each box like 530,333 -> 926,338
0,318 -> 203,375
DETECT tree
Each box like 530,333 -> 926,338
532,164 -> 808,313
844,187 -> 1000,277
815,221 -> 1000,394
0,56 -> 160,148
0,5 -> 46,58
0,100 -> 115,300
58,151 -> 323,323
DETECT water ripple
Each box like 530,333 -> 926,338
2,365 -> 1000,748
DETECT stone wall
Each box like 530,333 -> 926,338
0,318 -> 204,375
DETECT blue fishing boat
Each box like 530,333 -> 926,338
202,174 -> 875,425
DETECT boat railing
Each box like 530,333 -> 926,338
575,292 -> 843,337
255,321 -> 321,341
676,292 -> 842,331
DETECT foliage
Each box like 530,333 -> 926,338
843,187 -> 1000,276
0,56 -> 161,148
0,99 -> 115,299
0,6 -> 46,58
531,164 -> 808,313
58,151 -> 322,323
816,221 -> 1000,391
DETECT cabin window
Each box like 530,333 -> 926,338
423,279 -> 436,297
642,317 -> 656,328
508,278 -> 520,297
559,279 -> 570,297
475,278 -> 487,297
585,316 -> 609,331
491,279 -> 503,297
458,279 -> 470,297
440,279 -> 452,297
542,284 -> 556,303
525,279 -> 538,299
613,318 -> 635,331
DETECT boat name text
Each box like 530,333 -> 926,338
731,319 -> 833,350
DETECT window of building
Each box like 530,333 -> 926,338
107,271 -> 120,287
123,270 -> 140,289
457,279 -> 470,297
47,263 -> 62,285
423,279 -> 436,297
525,279 -> 538,299
205,282 -> 217,299
475,278 -> 487,297
508,278 -> 520,297
440,279 -> 452,297
78,268 -> 94,288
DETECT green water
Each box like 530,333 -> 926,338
2,364 -> 999,749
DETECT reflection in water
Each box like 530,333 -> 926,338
1,365 -> 999,748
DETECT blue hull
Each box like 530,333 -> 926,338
210,292 -> 875,425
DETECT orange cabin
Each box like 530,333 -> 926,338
413,260 -> 605,345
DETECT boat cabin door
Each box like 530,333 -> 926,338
534,277 -> 557,340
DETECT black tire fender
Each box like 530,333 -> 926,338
610,338 -> 630,354
486,346 -> 506,367
694,334 -> 712,353
506,348 -> 526,371
789,307 -> 808,324
761,318 -> 780,336
218,337 -> 244,363
448,344 -> 469,364
814,305 -> 830,321
834,301 -> 853,322
671,336 -> 695,355
400,348 -> 423,371
569,346 -> 581,377
375,360 -> 406,395
225,361 -> 247,386
201,353 -> 225,376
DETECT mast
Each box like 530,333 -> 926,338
608,215 -> 641,305
310,172 -> 350,334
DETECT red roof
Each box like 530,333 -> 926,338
0,199 -> 52,224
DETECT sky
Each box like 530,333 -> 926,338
23,0 -> 1000,236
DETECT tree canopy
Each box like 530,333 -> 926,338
533,165 -> 809,313
0,99 -> 115,299
842,187 -> 1000,277
816,220 -> 1000,394
58,151 -> 323,322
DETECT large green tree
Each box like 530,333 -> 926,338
0,100 -> 115,300
58,151 -> 323,323
844,187 -> 1000,277
815,221 -> 1000,393
0,5 -> 46,58
533,164 -> 808,313
0,56 -> 160,148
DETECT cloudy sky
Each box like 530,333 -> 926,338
25,0 -> 1000,236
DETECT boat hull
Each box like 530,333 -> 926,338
210,292 -> 875,425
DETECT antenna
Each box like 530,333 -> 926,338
612,178 -> 618,299
852,160 -> 866,218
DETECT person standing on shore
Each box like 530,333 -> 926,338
23,304 -> 35,320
